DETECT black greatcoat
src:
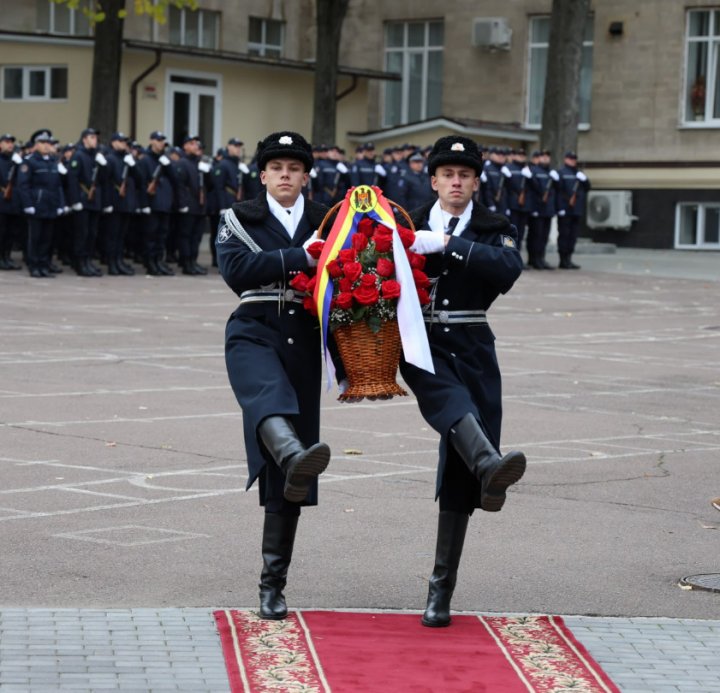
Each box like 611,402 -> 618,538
217,194 -> 328,507
399,200 -> 524,510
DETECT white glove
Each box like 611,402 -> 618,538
480,171 -> 488,183
178,206 -> 189,213
549,170 -> 560,182
159,154 -> 170,166
219,209 -> 227,216
141,207 -> 151,214
558,209 -> 566,217
24,207 -> 36,215
410,230 -> 446,255
198,160 -> 212,173
239,163 -> 250,174
338,378 -> 349,395
488,205 -> 497,212
501,165 -> 512,178
63,206 -> 70,214
521,165 -> 532,179
56,207 -> 64,216
71,202 -> 83,211
336,162 -> 348,174
12,152 -> 22,164
309,167 -> 317,179
123,153 -> 136,167
303,236 -> 324,266
95,152 -> 107,166
576,171 -> 588,182
103,206 -> 113,213
374,164 -> 386,176
57,162 -> 67,175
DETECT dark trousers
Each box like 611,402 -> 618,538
177,214 -> 206,262
104,212 -> 130,265
527,215 -> 552,258
0,213 -> 25,258
209,213 -> 220,265
144,212 -> 170,261
72,210 -> 100,262
509,209 -> 528,249
557,214 -> 581,255
27,217 -> 54,271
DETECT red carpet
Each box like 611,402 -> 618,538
214,610 -> 619,692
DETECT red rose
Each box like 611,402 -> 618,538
335,292 -> 353,309
305,240 -> 324,259
381,280 -> 401,300
338,277 -> 353,293
416,287 -> 431,305
353,283 -> 379,306
338,248 -> 356,263
412,268 -> 431,288
351,232 -> 369,252
343,261 -> 362,282
397,225 -> 415,249
289,272 -> 310,292
374,235 -> 392,253
357,217 -> 376,238
407,251 -> 426,270
303,295 -> 318,316
376,257 -> 395,277
327,259 -> 343,278
374,224 -> 393,237
359,273 -> 377,287
306,275 -> 317,293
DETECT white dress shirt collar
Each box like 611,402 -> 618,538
428,199 -> 473,235
266,192 -> 305,238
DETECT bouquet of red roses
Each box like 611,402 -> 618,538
290,215 -> 431,334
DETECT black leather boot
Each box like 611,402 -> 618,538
422,511 -> 469,628
259,513 -> 299,620
450,414 -> 526,512
258,416 -> 330,503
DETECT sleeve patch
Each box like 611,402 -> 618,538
502,235 -> 516,248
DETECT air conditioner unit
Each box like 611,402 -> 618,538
586,190 -> 636,230
472,18 -> 512,50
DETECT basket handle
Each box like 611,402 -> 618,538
314,196 -> 416,239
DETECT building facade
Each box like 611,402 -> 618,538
1,0 -> 719,250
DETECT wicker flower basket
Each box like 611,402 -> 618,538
333,320 -> 408,402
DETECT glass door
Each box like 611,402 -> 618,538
167,71 -> 221,152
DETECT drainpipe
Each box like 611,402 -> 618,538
130,49 -> 162,141
336,75 -> 358,101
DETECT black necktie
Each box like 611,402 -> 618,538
447,216 -> 460,234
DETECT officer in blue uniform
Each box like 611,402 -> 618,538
104,132 -> 140,275
481,146 -> 513,216
526,149 -> 558,269
210,138 -> 246,267
400,150 -> 435,210
399,135 -> 526,628
506,148 -> 533,252
0,133 -> 24,270
555,151 -> 590,269
66,127 -> 107,276
217,131 -> 331,621
136,131 -> 177,275
17,131 -> 66,277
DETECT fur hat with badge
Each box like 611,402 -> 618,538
427,135 -> 483,176
256,131 -> 313,172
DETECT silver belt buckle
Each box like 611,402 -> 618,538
438,310 -> 449,324
284,289 -> 295,302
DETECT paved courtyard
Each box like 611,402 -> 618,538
0,246 -> 718,691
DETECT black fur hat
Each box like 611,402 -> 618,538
256,131 -> 313,172
427,135 -> 483,176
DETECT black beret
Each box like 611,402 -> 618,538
257,131 -> 313,172
427,136 -> 483,176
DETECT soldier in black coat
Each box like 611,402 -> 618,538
0,133 -> 24,270
216,131 -> 331,621
555,151 -> 591,269
400,135 -> 527,628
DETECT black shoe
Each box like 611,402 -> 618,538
39,267 -> 56,278
30,268 -> 43,278
258,513 -> 299,620
117,262 -> 135,276
0,257 -> 9,270
48,262 -> 63,274
88,262 -> 103,277
193,262 -> 208,275
3,255 -> 21,270
157,261 -> 175,276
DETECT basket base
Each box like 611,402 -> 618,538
338,383 -> 408,403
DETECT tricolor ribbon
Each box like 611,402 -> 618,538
312,186 -> 434,388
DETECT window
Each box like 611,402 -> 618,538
526,16 -> 594,128
684,10 -> 720,124
36,0 -> 92,36
168,6 -> 219,49
675,203 -> 720,248
2,66 -> 68,101
248,17 -> 284,57
384,21 -> 443,127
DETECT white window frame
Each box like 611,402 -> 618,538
168,7 -> 220,49
682,9 -> 720,126
525,15 -> 593,130
383,20 -> 444,127
674,202 -> 720,249
41,0 -> 93,36
247,17 -> 285,57
1,66 -> 68,102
